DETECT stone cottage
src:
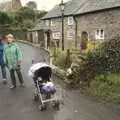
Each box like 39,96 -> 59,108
42,0 -> 120,50
28,22 -> 51,48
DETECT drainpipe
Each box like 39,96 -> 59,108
74,16 -> 78,50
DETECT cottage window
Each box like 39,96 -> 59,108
45,20 -> 49,26
67,29 -> 75,40
68,17 -> 74,25
52,32 -> 60,39
95,29 -> 104,40
97,30 -> 99,35
51,20 -> 55,26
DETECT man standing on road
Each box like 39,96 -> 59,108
0,36 -> 7,84
4,34 -> 24,89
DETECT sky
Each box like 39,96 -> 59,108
0,0 -> 69,11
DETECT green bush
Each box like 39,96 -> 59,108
87,36 -> 120,73
52,48 -> 72,69
54,51 -> 67,69
83,40 -> 101,54
67,36 -> 120,88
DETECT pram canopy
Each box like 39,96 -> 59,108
28,62 -> 52,80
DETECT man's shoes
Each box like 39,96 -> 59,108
9,85 -> 16,89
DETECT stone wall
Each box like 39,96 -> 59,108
76,8 -> 120,49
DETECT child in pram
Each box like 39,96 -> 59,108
28,62 -> 60,110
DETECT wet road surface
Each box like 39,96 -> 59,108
0,43 -> 120,120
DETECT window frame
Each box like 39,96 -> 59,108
52,32 -> 61,40
50,20 -> 55,27
95,29 -> 104,40
45,20 -> 49,26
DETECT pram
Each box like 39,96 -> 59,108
28,61 -> 61,111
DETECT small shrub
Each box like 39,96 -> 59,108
54,51 -> 67,69
82,41 -> 101,54
52,48 -> 72,69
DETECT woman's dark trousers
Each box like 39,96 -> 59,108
10,67 -> 23,86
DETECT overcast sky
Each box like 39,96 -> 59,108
0,0 -> 69,11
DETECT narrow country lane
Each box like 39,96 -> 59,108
0,43 -> 119,120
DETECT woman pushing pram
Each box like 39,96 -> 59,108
28,61 -> 60,111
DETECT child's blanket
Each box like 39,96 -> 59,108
42,82 -> 56,94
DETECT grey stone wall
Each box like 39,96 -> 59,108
76,8 -> 120,49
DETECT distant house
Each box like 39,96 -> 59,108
42,0 -> 120,50
28,22 -> 51,49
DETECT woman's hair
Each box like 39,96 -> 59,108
5,34 -> 15,42
6,34 -> 14,39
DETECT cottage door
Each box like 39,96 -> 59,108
81,31 -> 88,50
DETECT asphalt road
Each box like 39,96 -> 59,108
0,43 -> 120,120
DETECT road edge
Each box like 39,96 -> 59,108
18,40 -> 67,82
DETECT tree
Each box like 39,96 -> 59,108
36,10 -> 47,19
13,7 -> 37,30
0,11 -> 13,25
22,19 -> 35,29
15,7 -> 36,24
26,1 -> 37,10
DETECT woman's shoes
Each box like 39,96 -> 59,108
9,84 -> 25,89
9,85 -> 16,89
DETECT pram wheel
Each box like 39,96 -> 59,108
33,94 -> 39,101
39,104 -> 47,111
53,101 -> 60,110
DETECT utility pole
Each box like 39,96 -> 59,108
59,0 -> 65,51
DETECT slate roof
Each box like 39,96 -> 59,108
42,0 -> 86,19
28,22 -> 49,31
43,0 -> 120,19
75,0 -> 120,15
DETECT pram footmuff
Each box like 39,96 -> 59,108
28,62 -> 60,111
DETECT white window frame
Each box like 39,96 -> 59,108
45,20 -> 49,26
68,17 -> 74,25
50,20 -> 55,26
95,29 -> 104,40
52,32 -> 61,39
67,29 -> 75,40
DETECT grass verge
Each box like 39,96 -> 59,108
85,73 -> 120,104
